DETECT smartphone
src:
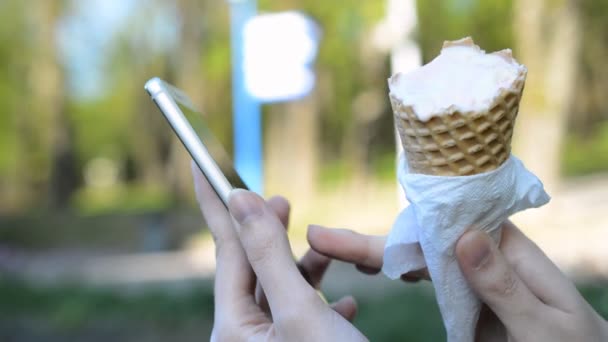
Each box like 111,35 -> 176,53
144,77 -> 248,206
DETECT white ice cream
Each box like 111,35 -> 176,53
388,38 -> 526,121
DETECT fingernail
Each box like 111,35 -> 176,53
228,189 -> 264,224
462,231 -> 492,270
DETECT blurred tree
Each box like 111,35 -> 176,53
43,0 -> 80,209
10,0 -> 77,209
0,0 -> 28,211
8,0 -> 594,212
96,1 -> 171,193
568,0 -> 608,137
417,0 -> 514,60
168,0 -> 209,204
261,0 -> 388,187
512,0 -> 581,188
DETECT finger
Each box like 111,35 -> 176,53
256,249 -> 329,312
499,221 -> 583,312
474,304 -> 507,342
299,248 -> 331,288
307,225 -> 385,269
456,230 -> 548,333
191,162 -> 255,319
255,195 -> 291,311
228,190 -> 319,314
330,296 -> 358,322
267,196 -> 290,229
191,161 -> 236,240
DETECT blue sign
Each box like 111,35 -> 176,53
229,0 -> 263,194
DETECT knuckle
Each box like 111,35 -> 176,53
486,270 -> 519,298
501,272 -> 519,297
244,233 -> 277,265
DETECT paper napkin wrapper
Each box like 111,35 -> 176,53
383,154 -> 550,342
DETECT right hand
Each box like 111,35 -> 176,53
192,164 -> 366,342
307,222 -> 608,341
456,221 -> 608,341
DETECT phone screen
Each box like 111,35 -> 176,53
174,99 -> 249,191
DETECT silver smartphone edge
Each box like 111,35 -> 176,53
144,77 -> 234,206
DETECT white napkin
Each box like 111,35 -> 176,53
383,154 -> 550,342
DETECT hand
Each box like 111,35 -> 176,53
191,163 -> 367,342
456,221 -> 608,342
306,225 -> 429,282
307,222 -> 608,341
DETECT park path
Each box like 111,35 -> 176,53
4,175 -> 608,289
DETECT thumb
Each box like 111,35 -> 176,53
228,190 -> 320,315
456,230 -> 547,336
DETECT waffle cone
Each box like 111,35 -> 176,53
392,43 -> 527,176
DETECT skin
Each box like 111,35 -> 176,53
192,162 -> 366,342
192,161 -> 608,341
307,222 -> 608,341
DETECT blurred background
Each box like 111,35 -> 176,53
1,0 -> 607,340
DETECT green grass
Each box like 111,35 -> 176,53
0,279 -> 215,338
579,284 -> 608,318
354,283 -> 445,341
1,279 -> 606,341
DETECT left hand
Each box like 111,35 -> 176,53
306,225 -> 429,281
192,163 -> 365,341
307,222 -> 608,341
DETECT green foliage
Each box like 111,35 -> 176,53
319,159 -> 354,189
2,0 -> 606,211
71,184 -> 173,215
371,152 -> 397,183
0,0 -> 27,175
68,97 -> 131,164
417,0 -> 514,61
258,0 -> 386,159
562,122 -> 608,177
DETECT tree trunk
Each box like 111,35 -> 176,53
512,0 -> 581,192
168,0 -> 207,204
24,0 -> 78,209
567,0 -> 608,137
265,94 -> 320,203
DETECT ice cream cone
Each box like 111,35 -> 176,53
388,37 -> 530,342
391,38 -> 527,176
